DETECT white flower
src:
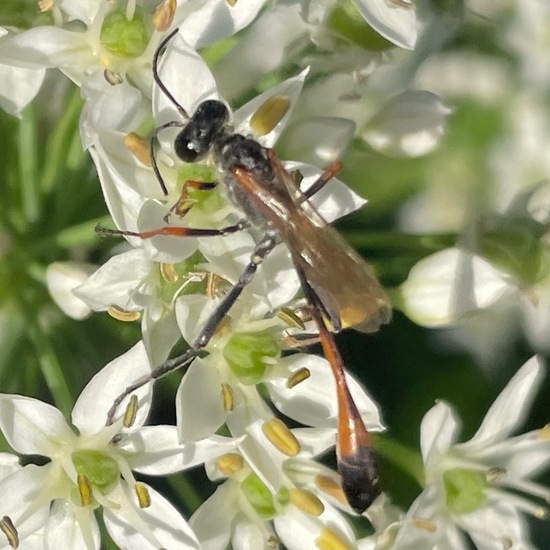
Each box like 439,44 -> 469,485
392,356 -> 550,550
0,341 -> 233,550
0,0 -> 265,104
190,419 -> 359,550
175,291 -> 383,442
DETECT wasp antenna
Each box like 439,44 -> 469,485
153,27 -> 190,120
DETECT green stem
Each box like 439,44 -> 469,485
40,86 -> 84,194
27,320 -> 74,418
166,473 -> 204,514
371,433 -> 425,487
18,104 -> 40,224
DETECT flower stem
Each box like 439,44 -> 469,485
18,104 -> 40,224
371,433 -> 424,486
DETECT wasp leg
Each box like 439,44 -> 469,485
105,230 -> 278,426
301,160 -> 343,201
294,262 -> 380,514
164,180 -> 218,223
96,219 -> 249,239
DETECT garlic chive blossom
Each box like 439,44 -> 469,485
0,342 -> 237,550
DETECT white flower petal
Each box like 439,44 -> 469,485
175,294 -> 219,344
0,60 -> 44,116
232,519 -> 271,550
74,249 -> 152,311
420,401 -> 460,465
142,308 -> 181,367
189,482 -> 237,550
267,354 -> 383,430
125,426 -> 238,474
71,341 -> 153,434
177,0 -> 266,50
0,396 -> 74,456
401,248 -> 511,327
0,452 -> 20,481
459,356 -> 544,451
353,0 -> 418,50
0,465 -> 51,542
362,91 -> 451,157
45,500 -> 99,550
46,262 -> 96,319
105,484 -> 200,550
176,357 -> 226,441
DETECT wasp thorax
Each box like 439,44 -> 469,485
174,100 -> 230,162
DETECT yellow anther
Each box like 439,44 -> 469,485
160,262 -> 178,283
38,0 -> 54,12
289,489 -> 324,516
0,516 -> 19,549
262,418 -> 301,456
123,395 -> 138,428
315,527 -> 351,550
267,536 -> 279,548
135,482 -> 151,508
104,67 -> 123,85
286,367 -> 311,389
107,305 -> 141,322
216,452 -> 244,476
221,383 -> 234,412
207,273 -> 223,299
250,95 -> 291,136
124,132 -> 152,167
314,475 -> 347,506
226,0 -> 238,5
411,518 -> 437,532
152,0 -> 177,31
277,307 -> 306,330
538,423 -> 550,439
534,506 -> 549,520
77,473 -> 93,507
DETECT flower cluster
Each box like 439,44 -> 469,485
0,1 -> 548,550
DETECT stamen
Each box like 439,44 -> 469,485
286,367 -> 311,388
104,68 -> 124,85
124,132 -> 151,167
277,307 -> 306,330
216,452 -> 244,476
226,0 -> 238,6
289,489 -> 324,516
207,273 -> 223,299
152,0 -> 176,31
262,419 -> 301,456
77,473 -> 93,507
160,262 -> 178,283
221,383 -> 234,412
267,535 -> 279,548
126,0 -> 136,20
314,475 -> 347,506
315,527 -> 351,550
538,423 -> 550,439
410,518 -> 437,532
0,516 -> 19,549
486,488 -> 548,518
250,95 -> 291,136
123,395 -> 138,428
108,305 -> 141,322
38,0 -> 54,11
135,482 -> 151,508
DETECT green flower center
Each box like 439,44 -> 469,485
100,8 -> 150,57
443,468 -> 487,514
223,331 -> 280,385
240,472 -> 290,518
328,0 -> 391,50
157,251 -> 207,304
72,449 -> 120,494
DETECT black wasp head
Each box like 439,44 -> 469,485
174,100 -> 229,162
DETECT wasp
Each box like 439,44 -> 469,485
103,28 -> 391,513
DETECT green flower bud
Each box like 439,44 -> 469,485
100,8 -> 150,57
224,332 -> 280,385
241,471 -> 276,518
328,0 -> 391,50
72,450 -> 120,493
443,468 -> 486,514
